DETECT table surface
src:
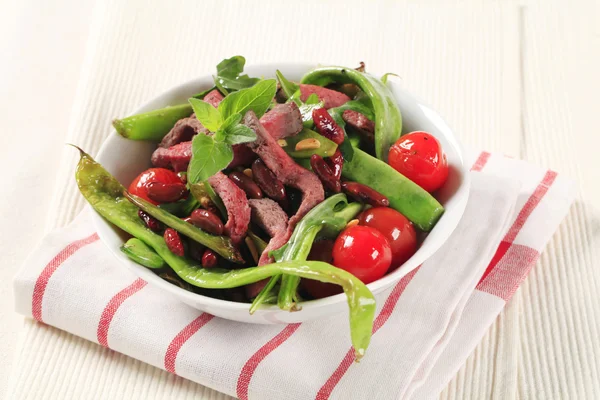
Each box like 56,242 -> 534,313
1,0 -> 599,398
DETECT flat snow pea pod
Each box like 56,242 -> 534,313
272,194 -> 363,311
121,238 -> 166,269
283,128 -> 338,159
124,192 -> 243,263
173,259 -> 375,361
301,66 -> 402,161
112,104 -> 193,141
342,146 -> 444,231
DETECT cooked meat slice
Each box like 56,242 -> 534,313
151,141 -> 192,172
244,110 -> 324,262
259,103 -> 303,140
207,171 -> 250,244
248,198 -> 288,238
299,84 -> 350,109
342,110 -> 375,141
151,141 -> 256,172
159,118 -> 208,148
203,89 -> 224,108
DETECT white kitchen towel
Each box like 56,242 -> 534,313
13,151 -> 574,400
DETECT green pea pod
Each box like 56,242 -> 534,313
121,238 -> 166,269
159,195 -> 200,217
112,104 -> 193,141
124,192 -> 243,263
189,181 -> 227,218
343,146 -> 444,231
272,194 -> 363,311
301,67 -> 402,161
283,128 -> 338,159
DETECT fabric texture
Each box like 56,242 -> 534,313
13,151 -> 574,400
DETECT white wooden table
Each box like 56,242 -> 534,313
1,0 -> 599,398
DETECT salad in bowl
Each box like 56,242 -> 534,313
74,57 -> 468,360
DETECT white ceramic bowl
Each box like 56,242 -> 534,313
93,63 -> 470,324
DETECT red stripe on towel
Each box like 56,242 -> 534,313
32,232 -> 100,322
476,170 -> 557,300
471,151 -> 491,172
164,313 -> 215,374
97,278 -> 147,347
237,323 -> 301,400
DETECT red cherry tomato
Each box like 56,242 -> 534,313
128,168 -> 183,205
332,225 -> 392,284
302,240 -> 343,299
358,207 -> 417,271
388,131 -> 449,192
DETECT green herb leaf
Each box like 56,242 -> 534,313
189,98 -> 223,132
187,134 -> 233,184
218,79 -> 277,120
298,100 -> 324,127
214,113 -> 242,142
214,56 -> 260,92
224,124 -> 257,145
192,86 -> 218,99
275,70 -> 300,101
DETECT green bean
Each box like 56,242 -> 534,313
112,104 -> 193,141
273,194 -> 363,311
301,67 -> 402,161
343,145 -> 444,231
124,191 -> 243,263
121,238 -> 166,269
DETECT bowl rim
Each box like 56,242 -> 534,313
93,62 -> 470,314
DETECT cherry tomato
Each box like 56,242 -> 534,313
332,225 -> 392,284
128,168 -> 182,205
358,207 -> 417,271
388,131 -> 449,192
302,240 -> 343,299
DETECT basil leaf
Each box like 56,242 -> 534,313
221,113 -> 242,131
224,124 -> 257,145
218,79 -> 277,120
214,56 -> 260,92
276,70 -> 300,100
187,134 -> 233,184
214,78 -> 229,96
189,98 -> 223,132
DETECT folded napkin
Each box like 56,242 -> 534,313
14,151 -> 574,400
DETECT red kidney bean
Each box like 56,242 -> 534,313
188,241 -> 205,262
251,159 -> 286,201
228,171 -> 263,199
312,108 -> 345,145
202,249 -> 218,268
146,181 -> 187,203
326,149 -> 344,180
164,228 -> 185,257
189,209 -> 224,235
138,210 -> 162,232
310,154 -> 341,193
341,181 -> 390,207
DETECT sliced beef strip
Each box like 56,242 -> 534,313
207,171 -> 250,244
151,142 -> 255,172
203,89 -> 224,108
158,89 -> 224,149
299,84 -> 351,109
342,109 -> 375,141
248,198 -> 288,239
151,141 -> 192,172
259,103 -> 303,140
159,118 -> 208,148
